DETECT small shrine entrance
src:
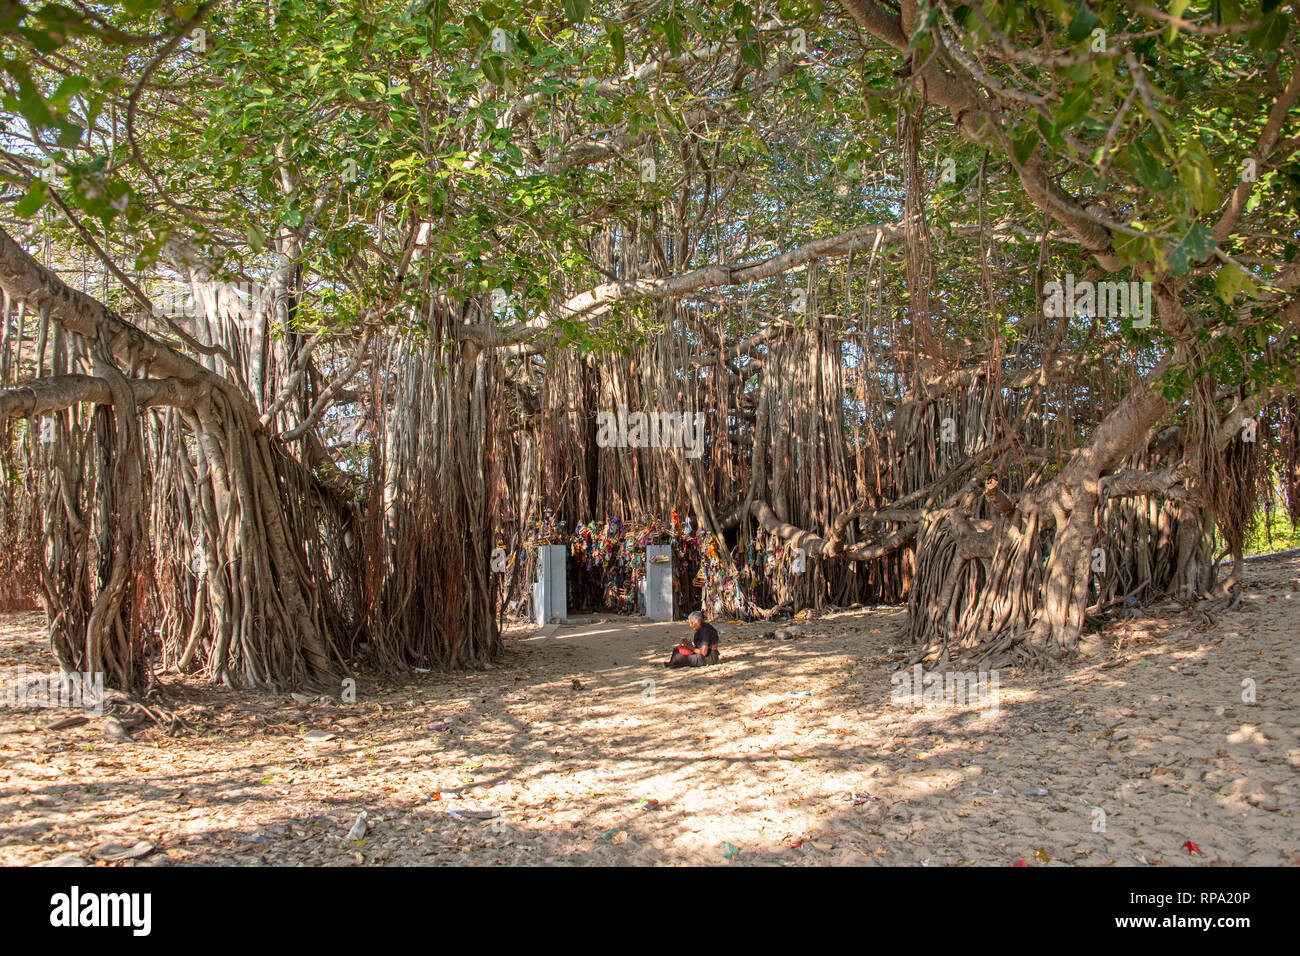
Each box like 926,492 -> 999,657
525,516 -> 706,624
507,511 -> 814,628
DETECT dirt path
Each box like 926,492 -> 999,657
2,556 -> 1298,867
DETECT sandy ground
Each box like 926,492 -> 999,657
1,555 -> 1298,867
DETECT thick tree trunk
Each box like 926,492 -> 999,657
0,226 -> 347,692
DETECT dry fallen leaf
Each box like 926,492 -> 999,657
91,840 -> 155,862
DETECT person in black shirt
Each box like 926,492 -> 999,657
665,611 -> 720,667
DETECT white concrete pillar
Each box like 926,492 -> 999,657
535,545 -> 568,625
646,545 -> 674,621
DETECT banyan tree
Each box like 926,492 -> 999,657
1,1 -> 1297,692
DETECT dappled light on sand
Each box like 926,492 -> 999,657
2,555 -> 1296,866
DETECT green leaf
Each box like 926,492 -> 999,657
247,223 -> 266,253
1212,0 -> 1243,26
1114,231 -> 1162,269
49,75 -> 91,105
1250,11 -> 1289,51
1036,112 -> 1065,151
1214,262 -> 1255,303
54,120 -> 82,147
1127,140 -> 1172,191
481,54 -> 505,85
1011,125 -> 1039,166
1166,0 -> 1190,42
464,14 -> 489,43
907,4 -> 940,52
683,10 -> 710,36
10,64 -> 55,128
1054,87 -> 1091,131
1166,223 -> 1213,275
1067,4 -> 1100,43
564,0 -> 592,25
665,15 -> 683,57
1176,139 -> 1219,213
731,1 -> 753,34
19,25 -> 62,54
14,180 -> 47,217
605,23 -> 625,65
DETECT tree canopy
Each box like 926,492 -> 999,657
1,1 -> 1297,690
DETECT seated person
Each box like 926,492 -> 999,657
665,611 -> 720,667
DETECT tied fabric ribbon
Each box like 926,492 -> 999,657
523,515 -> 804,619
